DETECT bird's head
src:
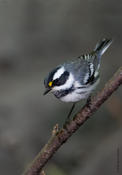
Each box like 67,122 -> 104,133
43,66 -> 73,95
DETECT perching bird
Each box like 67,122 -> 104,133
43,38 -> 112,120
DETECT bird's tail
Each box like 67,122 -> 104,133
92,38 -> 112,71
94,38 -> 112,56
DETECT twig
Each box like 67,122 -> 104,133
39,170 -> 45,175
23,67 -> 122,175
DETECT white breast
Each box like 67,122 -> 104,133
60,91 -> 88,102
60,78 -> 100,102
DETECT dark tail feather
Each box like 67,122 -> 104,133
94,38 -> 112,56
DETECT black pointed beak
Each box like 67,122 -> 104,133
43,88 -> 51,95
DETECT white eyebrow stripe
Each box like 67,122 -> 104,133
53,67 -> 65,80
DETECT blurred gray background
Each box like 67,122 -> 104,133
0,0 -> 122,175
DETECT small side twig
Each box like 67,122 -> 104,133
23,67 -> 122,175
39,170 -> 45,175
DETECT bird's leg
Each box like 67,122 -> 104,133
67,103 -> 76,120
63,103 -> 76,127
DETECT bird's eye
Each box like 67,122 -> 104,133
48,81 -> 53,87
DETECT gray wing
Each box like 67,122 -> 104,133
63,38 -> 112,86
63,54 -> 99,85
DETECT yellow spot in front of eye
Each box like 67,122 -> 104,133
48,81 -> 53,87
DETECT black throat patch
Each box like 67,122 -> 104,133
53,85 -> 74,98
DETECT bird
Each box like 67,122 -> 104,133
43,38 -> 112,121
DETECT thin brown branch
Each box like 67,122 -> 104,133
23,67 -> 122,175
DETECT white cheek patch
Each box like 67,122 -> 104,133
52,73 -> 74,91
53,67 -> 65,80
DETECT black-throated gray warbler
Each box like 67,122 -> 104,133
44,39 -> 112,119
